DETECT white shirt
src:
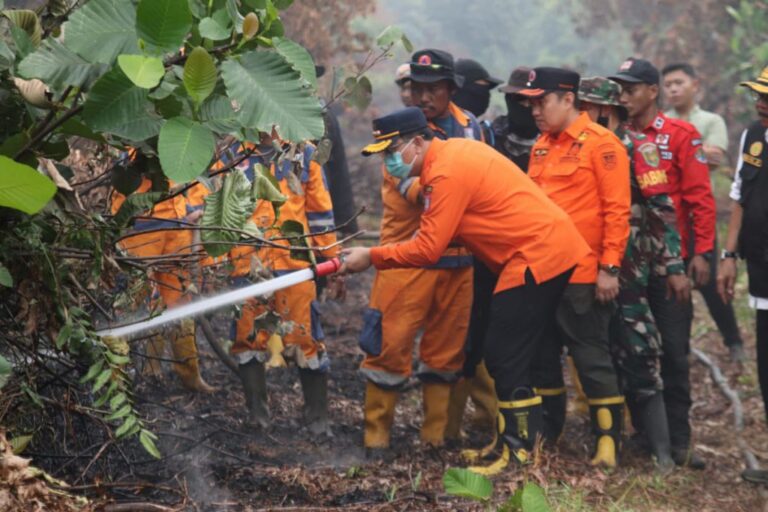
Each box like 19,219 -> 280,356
730,126 -> 768,309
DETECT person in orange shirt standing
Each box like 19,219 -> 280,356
216,136 -> 338,434
343,107 -> 591,476
111,160 -> 214,394
518,67 -> 630,468
358,49 -> 482,456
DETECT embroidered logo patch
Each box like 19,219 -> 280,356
750,141 -> 764,157
602,152 -> 617,170
653,117 -> 665,130
695,147 -> 707,164
638,142 -> 660,168
655,133 -> 670,146
418,54 -> 432,65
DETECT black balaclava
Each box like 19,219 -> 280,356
505,94 -> 538,139
453,82 -> 491,118
597,106 -> 610,128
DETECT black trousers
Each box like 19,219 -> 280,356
689,236 -> 743,347
647,272 -> 694,449
483,268 -> 572,401
757,310 -> 768,421
463,260 -> 497,377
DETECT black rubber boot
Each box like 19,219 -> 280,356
631,392 -> 675,474
467,388 -> 543,476
671,446 -> 706,470
536,388 -> 566,444
238,360 -> 269,429
298,368 -> 332,437
588,396 -> 624,468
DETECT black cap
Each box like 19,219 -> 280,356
498,66 -> 532,94
608,58 -> 660,85
409,49 -> 464,87
362,107 -> 428,156
517,67 -> 580,98
455,59 -> 502,89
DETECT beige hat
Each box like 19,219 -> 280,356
394,63 -> 411,85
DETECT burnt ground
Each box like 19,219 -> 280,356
7,266 -> 768,511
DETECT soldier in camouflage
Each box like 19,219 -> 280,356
579,77 -> 691,473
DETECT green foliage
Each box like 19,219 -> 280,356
2,9 -> 42,47
18,39 -> 102,90
136,0 -> 193,55
82,67 -> 163,141
443,468 -> 493,503
199,16 -> 232,41
118,54 -> 166,89
273,37 -> 317,89
0,156 -> 57,214
500,483 -> 552,512
158,117 -> 215,183
220,51 -> 325,141
183,47 -> 218,106
0,354 -> 11,390
63,0 -> 139,64
0,263 -> 12,287
200,169 -> 255,257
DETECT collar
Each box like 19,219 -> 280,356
562,111 -> 592,140
421,138 -> 446,179
429,102 -> 471,130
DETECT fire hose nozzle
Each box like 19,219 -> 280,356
314,257 -> 342,278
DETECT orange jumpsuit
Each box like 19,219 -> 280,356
112,177 -> 209,308
360,103 -> 482,388
220,142 -> 338,371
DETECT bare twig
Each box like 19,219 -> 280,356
198,316 -> 238,375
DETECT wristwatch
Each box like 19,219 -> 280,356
720,249 -> 738,260
599,264 -> 620,276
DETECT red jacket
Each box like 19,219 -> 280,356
640,113 -> 716,258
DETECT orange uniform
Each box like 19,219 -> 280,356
220,142 -> 338,370
527,112 -> 631,283
370,137 -> 590,292
360,103 -> 481,388
112,177 -> 209,307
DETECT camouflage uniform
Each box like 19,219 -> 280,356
580,78 -> 684,397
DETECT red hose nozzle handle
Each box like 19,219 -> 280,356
315,257 -> 342,277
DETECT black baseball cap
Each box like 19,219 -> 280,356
455,59 -> 502,89
517,67 -> 580,98
362,107 -> 429,156
409,49 -> 464,87
498,66 -> 532,94
609,58 -> 660,85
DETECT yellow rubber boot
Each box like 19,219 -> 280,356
421,382 -> 452,447
364,381 -> 399,449
445,378 -> 470,440
143,333 -> 166,377
468,391 -> 543,477
468,362 -> 498,430
588,396 -> 624,468
170,319 -> 215,393
265,334 -> 287,369
567,356 -> 589,416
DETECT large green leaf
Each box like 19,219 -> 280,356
0,263 -> 12,287
273,37 -> 316,90
2,10 -> 41,47
18,39 -> 103,89
63,0 -> 138,64
0,40 -> 14,71
0,155 -> 56,214
136,0 -> 192,55
113,191 -> 165,227
0,354 -> 12,390
198,16 -> 232,41
442,468 -> 493,502
118,54 -> 165,89
200,95 -> 239,134
220,51 -> 324,142
82,67 -> 162,141
183,46 -> 217,105
158,117 -> 215,183
201,169 -> 255,257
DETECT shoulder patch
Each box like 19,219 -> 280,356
601,150 -> 618,170
653,117 -> 665,129
749,141 -> 763,157
691,138 -> 702,146
638,142 -> 660,168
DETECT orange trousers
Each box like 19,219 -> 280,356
360,267 -> 472,388
232,280 -> 328,371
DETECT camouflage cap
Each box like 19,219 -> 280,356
578,77 -> 622,106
